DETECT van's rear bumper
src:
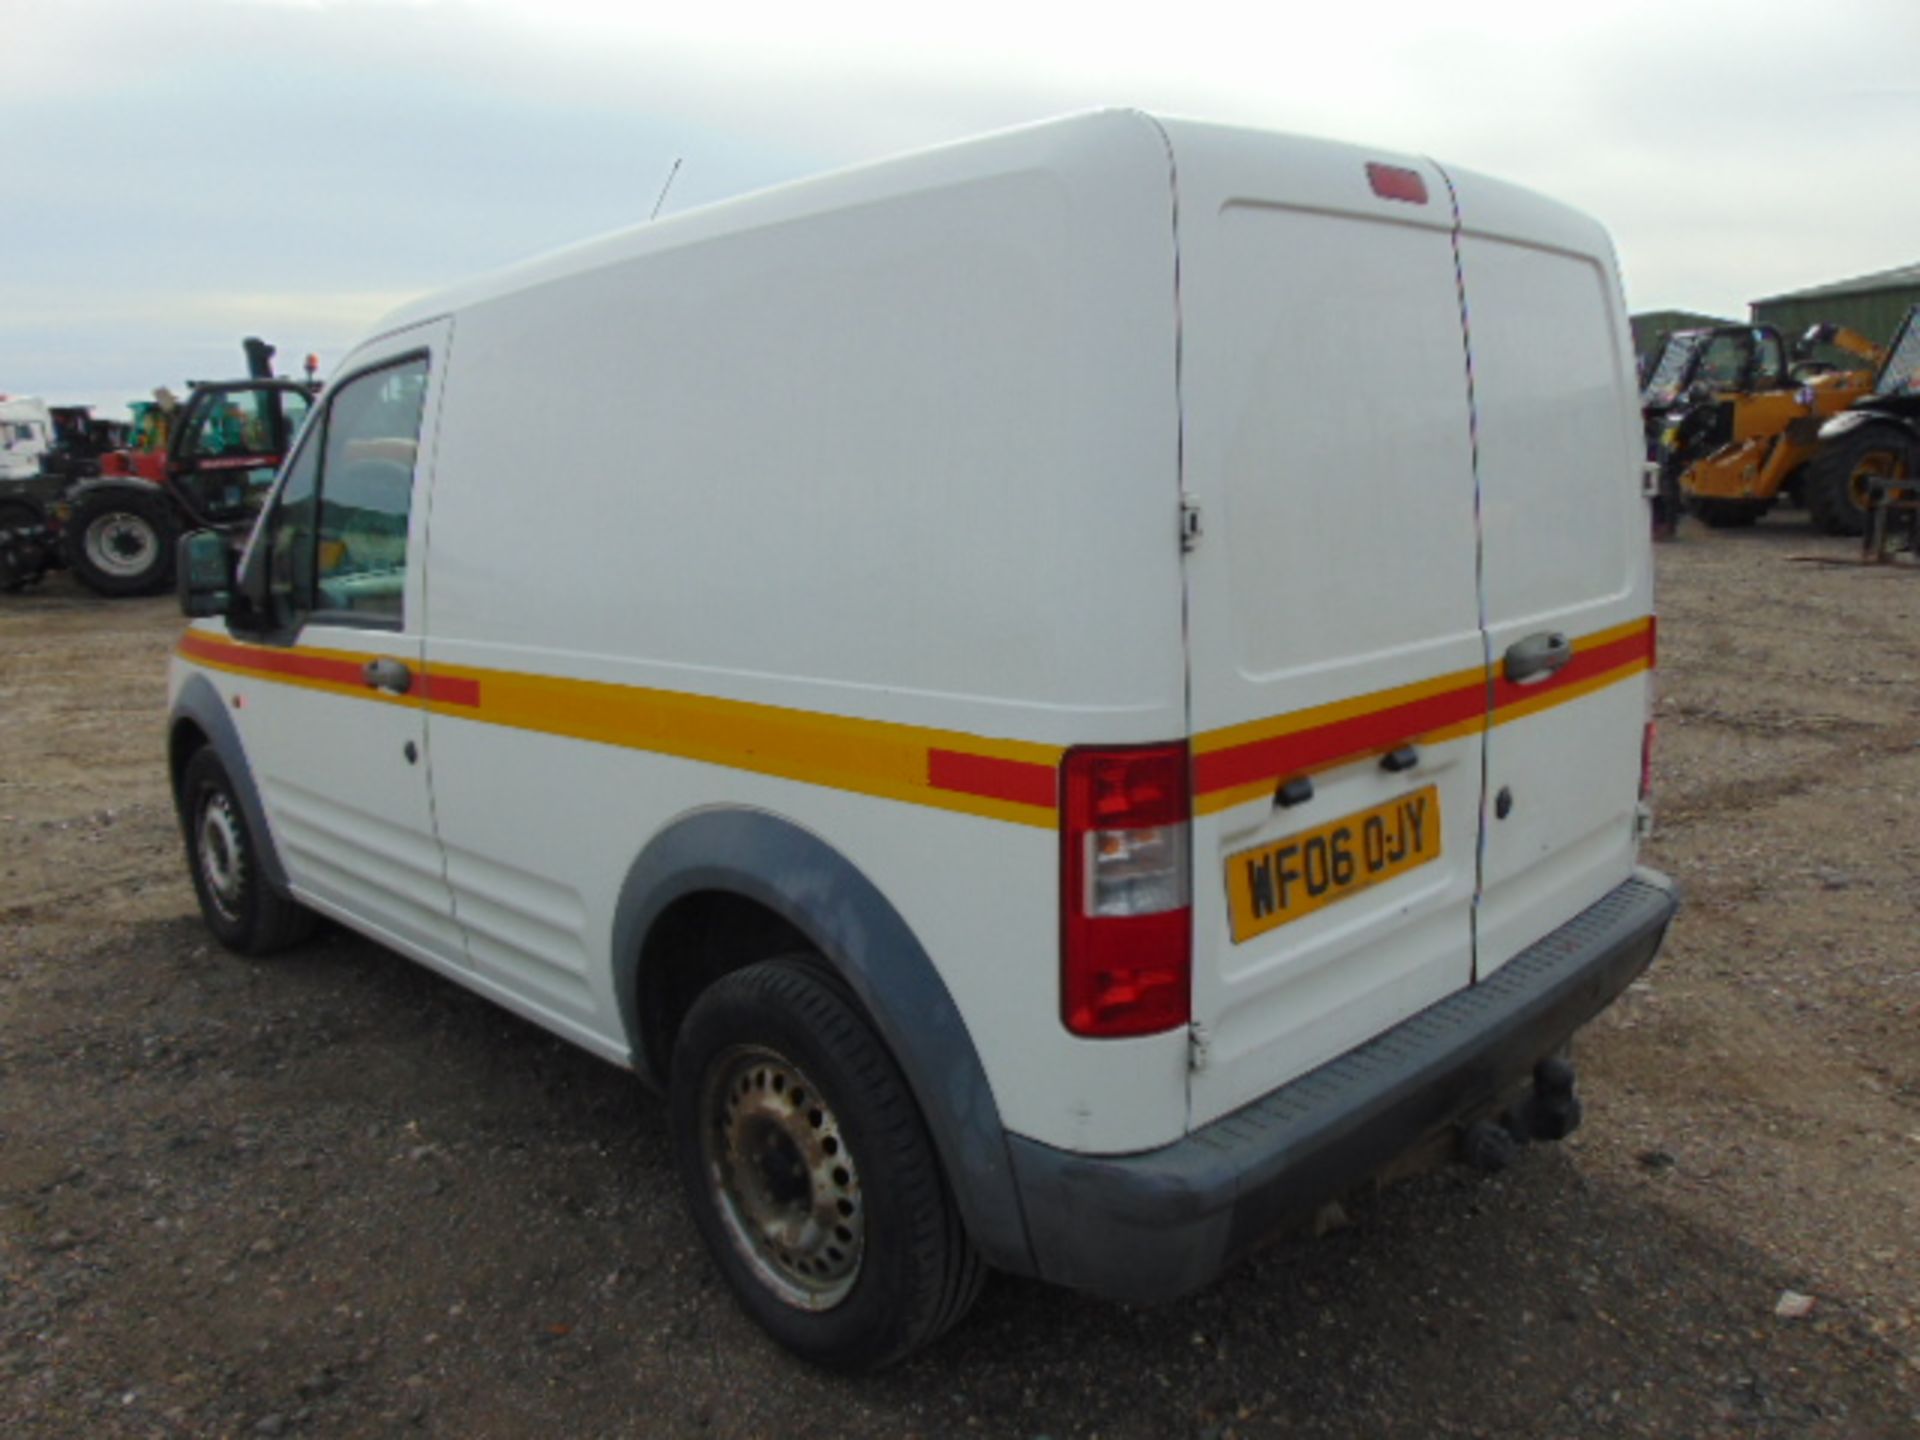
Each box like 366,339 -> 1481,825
1004,868 -> 1678,1303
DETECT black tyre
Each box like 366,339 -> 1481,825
0,500 -> 46,592
1689,498 -> 1767,528
179,748 -> 316,956
65,486 -> 178,596
670,958 -> 984,1371
1804,426 -> 1914,537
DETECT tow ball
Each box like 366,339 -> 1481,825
1460,1056 -> 1584,1173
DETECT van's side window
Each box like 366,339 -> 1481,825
267,434 -> 320,631
261,356 -> 429,632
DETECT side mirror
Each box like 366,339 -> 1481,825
177,529 -> 233,617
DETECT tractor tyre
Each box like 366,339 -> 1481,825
1804,427 -> 1914,537
1690,498 -> 1767,529
0,500 -> 47,592
65,487 -> 179,596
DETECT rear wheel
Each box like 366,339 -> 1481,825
65,487 -> 177,596
1805,427 -> 1913,536
180,748 -> 316,956
669,958 -> 983,1371
1689,498 -> 1767,528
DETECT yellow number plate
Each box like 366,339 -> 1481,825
1226,785 -> 1441,942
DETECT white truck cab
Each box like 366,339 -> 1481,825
168,112 -> 1676,1369
0,395 -> 54,482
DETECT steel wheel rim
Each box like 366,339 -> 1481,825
84,512 -> 158,578
1848,450 -> 1906,512
700,1044 -> 864,1310
197,790 -> 246,921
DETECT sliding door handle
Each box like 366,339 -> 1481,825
362,657 -> 414,695
1503,631 -> 1571,685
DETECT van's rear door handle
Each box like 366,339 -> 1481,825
363,657 -> 414,694
1503,631 -> 1572,685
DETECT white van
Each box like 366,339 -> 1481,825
169,112 -> 1676,1369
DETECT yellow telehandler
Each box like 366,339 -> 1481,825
1643,320 -> 1885,531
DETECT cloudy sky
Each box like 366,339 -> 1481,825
10,0 -> 1920,415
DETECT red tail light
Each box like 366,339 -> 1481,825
1060,743 -> 1192,1038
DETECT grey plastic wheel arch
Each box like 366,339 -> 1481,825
169,671 -> 291,896
610,807 -> 1037,1278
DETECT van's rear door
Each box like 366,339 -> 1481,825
1440,167 -> 1654,976
1164,125 -> 1489,1127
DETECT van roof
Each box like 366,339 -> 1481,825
370,110 -> 1168,340
369,109 -> 1610,345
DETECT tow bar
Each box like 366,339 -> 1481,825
1460,1056 -> 1584,1173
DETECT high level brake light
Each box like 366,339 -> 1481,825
1366,162 -> 1429,205
1060,743 -> 1192,1038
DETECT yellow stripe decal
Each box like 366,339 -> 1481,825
178,614 -> 1653,828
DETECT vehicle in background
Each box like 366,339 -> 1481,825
39,406 -> 132,486
1804,303 -> 1920,532
0,398 -> 64,590
1642,321 -> 1883,531
0,341 -> 319,597
0,395 -> 55,483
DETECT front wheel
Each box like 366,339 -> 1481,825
1804,426 -> 1914,536
65,487 -> 177,596
669,959 -> 983,1371
179,748 -> 316,956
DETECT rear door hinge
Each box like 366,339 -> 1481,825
1188,1020 -> 1211,1073
1180,495 -> 1202,552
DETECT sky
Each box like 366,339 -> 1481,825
8,0 -> 1920,416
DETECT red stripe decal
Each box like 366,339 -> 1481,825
417,672 -> 481,707
1490,627 -> 1652,712
181,631 -> 363,688
1196,622 -> 1654,798
179,633 -> 482,708
1195,682 -> 1484,796
927,748 -> 1056,810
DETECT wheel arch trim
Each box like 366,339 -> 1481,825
610,807 -> 1036,1276
169,670 -> 292,895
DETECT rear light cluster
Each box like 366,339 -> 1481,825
1060,744 -> 1192,1038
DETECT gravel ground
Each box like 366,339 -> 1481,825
3,513 -> 1918,1438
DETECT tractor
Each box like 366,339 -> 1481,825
1802,303 -> 1920,535
1642,320 -> 1884,533
0,339 -> 318,596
